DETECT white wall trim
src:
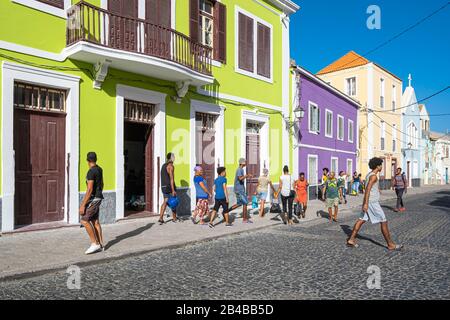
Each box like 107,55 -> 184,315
0,40 -> 66,61
337,114 -> 344,141
307,154 -> 318,186
291,73 -> 299,178
367,63 -> 374,159
189,99 -> 225,210
234,5 -> 274,84
115,85 -> 166,220
281,12 -> 290,169
1,61 -> 80,232
241,110 -> 270,178
298,143 -> 357,155
12,0 -> 71,19
308,101 -> 319,134
197,87 -> 282,112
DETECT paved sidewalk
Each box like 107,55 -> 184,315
0,185 -> 446,280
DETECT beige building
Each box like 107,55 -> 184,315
317,51 -> 403,187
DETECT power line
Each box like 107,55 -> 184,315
328,2 -> 450,73
370,86 -> 450,113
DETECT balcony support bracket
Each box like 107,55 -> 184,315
174,80 -> 192,104
93,59 -> 112,90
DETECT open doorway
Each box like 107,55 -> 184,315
124,100 -> 154,218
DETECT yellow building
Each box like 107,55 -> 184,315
317,51 -> 403,187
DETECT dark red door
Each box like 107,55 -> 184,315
145,125 -> 154,212
14,109 -> 66,225
145,0 -> 172,59
246,132 -> 260,201
195,113 -> 216,204
108,0 -> 139,52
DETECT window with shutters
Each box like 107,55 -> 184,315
308,102 -> 320,134
325,109 -> 333,138
346,77 -> 356,96
190,0 -> 227,63
308,155 -> 318,185
337,115 -> 344,141
235,7 -> 272,82
37,0 -> 64,8
348,119 -> 354,143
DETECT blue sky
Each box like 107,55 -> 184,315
290,0 -> 450,133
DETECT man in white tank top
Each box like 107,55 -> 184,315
346,157 -> 403,251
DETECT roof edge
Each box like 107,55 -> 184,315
265,0 -> 300,15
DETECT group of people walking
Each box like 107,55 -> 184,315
77,151 -> 404,254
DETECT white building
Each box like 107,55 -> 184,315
430,132 -> 450,185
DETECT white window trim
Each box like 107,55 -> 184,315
380,78 -> 385,108
345,76 -> 357,96
337,115 -> 344,141
331,157 -> 339,174
308,101 -> 319,135
307,154 -> 319,186
1,61 -> 80,232
347,159 -> 353,175
348,119 -> 354,143
325,109 -> 333,138
12,0 -> 72,19
234,5 -> 274,83
189,99 -> 225,210
115,85 -> 166,220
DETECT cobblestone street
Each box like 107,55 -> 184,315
0,190 -> 449,300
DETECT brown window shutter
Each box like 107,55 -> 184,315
145,0 -> 158,24
257,23 -> 270,78
146,0 -> 171,27
239,13 -> 253,72
37,0 -> 64,9
190,0 -> 200,43
213,2 -> 227,63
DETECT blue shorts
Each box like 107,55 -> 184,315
235,191 -> 248,206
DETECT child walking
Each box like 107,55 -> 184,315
209,167 -> 232,227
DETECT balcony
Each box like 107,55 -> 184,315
64,1 -> 213,91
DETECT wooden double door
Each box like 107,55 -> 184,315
108,0 -> 171,57
246,124 -> 261,200
14,109 -> 66,226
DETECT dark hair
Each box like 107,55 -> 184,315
299,172 -> 305,176
339,171 -> 344,175
283,165 -> 289,173
166,152 -> 174,161
323,168 -> 329,173
86,152 -> 97,162
369,157 -> 383,170
217,166 -> 226,175
397,167 -> 402,172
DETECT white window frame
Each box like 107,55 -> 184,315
307,154 -> 319,186
392,84 -> 396,111
308,101 -> 320,134
331,157 -> 339,174
325,109 -> 333,138
392,124 -> 397,152
348,119 -> 354,143
381,121 -> 386,151
12,0 -> 72,19
347,159 -> 353,176
235,6 -> 274,83
345,77 -> 357,96
337,115 -> 344,141
380,78 -> 385,108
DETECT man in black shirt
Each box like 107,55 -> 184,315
158,152 -> 177,224
79,152 -> 105,254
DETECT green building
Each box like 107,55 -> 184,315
0,0 -> 299,232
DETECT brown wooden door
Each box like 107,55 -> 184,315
145,0 -> 171,59
246,132 -> 260,201
14,109 -> 66,225
195,113 -> 215,204
145,125 -> 154,212
108,0 -> 139,52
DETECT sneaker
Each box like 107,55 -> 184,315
85,244 -> 102,255
208,223 -> 215,228
400,207 -> 406,212
190,217 -> 197,224
243,220 -> 254,224
225,223 -> 233,227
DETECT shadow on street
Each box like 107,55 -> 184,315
340,224 -> 386,249
105,223 -> 154,250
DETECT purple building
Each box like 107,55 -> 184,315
293,66 -> 360,199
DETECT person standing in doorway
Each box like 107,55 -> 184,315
347,158 -> 403,251
192,166 -> 212,225
79,152 -> 105,255
159,152 -> 177,224
276,166 -> 296,225
254,168 -> 275,218
294,172 -> 309,219
324,171 -> 340,222
229,158 -> 253,223
392,167 -> 407,212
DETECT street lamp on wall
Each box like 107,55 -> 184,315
285,106 -> 305,129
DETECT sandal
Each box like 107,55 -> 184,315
346,241 -> 359,248
158,219 -> 164,225
388,244 -> 403,251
